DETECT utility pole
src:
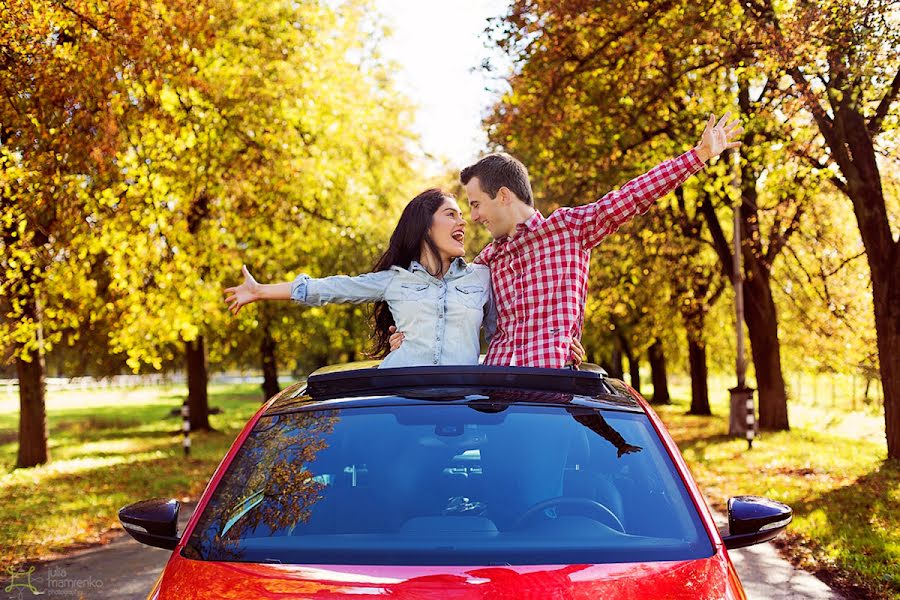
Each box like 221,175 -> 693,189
726,144 -> 756,448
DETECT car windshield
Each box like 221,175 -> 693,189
183,398 -> 713,565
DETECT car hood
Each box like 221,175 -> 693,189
155,551 -> 743,599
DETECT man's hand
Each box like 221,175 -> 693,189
224,265 -> 260,315
567,337 -> 586,368
695,112 -> 742,163
388,325 -> 405,351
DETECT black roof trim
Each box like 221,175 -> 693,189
305,365 -> 613,398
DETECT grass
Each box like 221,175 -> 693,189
0,383 -> 267,567
650,375 -> 899,600
1,377 -> 897,599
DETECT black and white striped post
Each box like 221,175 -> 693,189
729,385 -> 756,449
181,399 -> 191,456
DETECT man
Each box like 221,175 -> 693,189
396,112 -> 742,368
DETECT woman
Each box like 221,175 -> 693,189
225,189 -> 495,368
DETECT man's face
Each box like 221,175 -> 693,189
465,177 -> 508,240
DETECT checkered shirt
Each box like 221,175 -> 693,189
476,149 -> 705,368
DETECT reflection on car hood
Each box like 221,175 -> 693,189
157,552 -> 739,599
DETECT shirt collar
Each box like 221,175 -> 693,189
493,210 -> 545,246
409,257 -> 469,278
520,210 -> 545,233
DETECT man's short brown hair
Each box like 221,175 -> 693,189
460,152 -> 533,206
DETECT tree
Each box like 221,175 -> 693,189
482,0 -> 848,430
740,0 -> 900,456
2,0 -> 418,459
98,0 -> 418,425
1,0 -> 213,465
654,187 -> 725,414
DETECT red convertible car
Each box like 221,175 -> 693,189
120,364 -> 791,599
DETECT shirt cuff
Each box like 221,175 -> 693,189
685,148 -> 705,173
290,274 -> 311,303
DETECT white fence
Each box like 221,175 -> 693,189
0,373 -> 295,399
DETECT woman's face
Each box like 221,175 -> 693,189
428,196 -> 467,260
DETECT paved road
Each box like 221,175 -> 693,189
710,511 -> 845,600
3,507 -> 844,600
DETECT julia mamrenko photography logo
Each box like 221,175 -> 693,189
4,564 -> 104,598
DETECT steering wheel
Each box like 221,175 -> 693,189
512,496 -> 625,533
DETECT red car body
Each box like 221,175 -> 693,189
141,377 -> 748,600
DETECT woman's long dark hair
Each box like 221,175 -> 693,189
370,188 -> 451,358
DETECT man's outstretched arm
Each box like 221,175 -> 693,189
562,113 -> 742,250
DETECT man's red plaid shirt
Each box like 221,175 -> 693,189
475,149 -> 705,368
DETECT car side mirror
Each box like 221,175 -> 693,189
721,495 -> 792,550
119,498 -> 181,550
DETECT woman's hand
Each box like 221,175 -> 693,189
224,265 -> 260,315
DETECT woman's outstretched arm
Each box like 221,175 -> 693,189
225,265 -> 394,315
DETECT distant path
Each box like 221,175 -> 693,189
3,506 -> 844,600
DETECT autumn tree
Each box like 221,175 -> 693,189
482,0 -> 860,432
2,0 -> 418,458
91,0 -> 418,426
0,0 -> 215,465
739,0 -> 900,456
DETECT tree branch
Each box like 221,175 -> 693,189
791,149 -> 848,195
53,0 -> 113,41
868,67 -> 900,136
823,250 -> 867,278
765,204 -> 803,266
698,193 -> 735,284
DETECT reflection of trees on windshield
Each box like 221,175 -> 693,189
184,410 -> 338,561
569,411 -> 642,457
477,389 -> 642,457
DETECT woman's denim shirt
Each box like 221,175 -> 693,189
290,258 -> 495,368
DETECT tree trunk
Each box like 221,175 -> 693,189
874,281 -> 900,459
699,142 -> 790,431
647,339 -> 670,405
603,347 -> 624,380
185,336 -> 211,431
742,273 -> 790,430
16,337 -> 49,468
628,357 -> 641,395
833,109 -> 900,459
616,331 -> 641,394
260,323 -> 280,401
687,336 -> 711,416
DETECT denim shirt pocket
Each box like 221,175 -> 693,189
454,284 -> 486,309
386,282 -> 430,303
400,283 -> 430,298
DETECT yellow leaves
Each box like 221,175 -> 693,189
179,321 -> 200,343
0,0 -> 416,372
